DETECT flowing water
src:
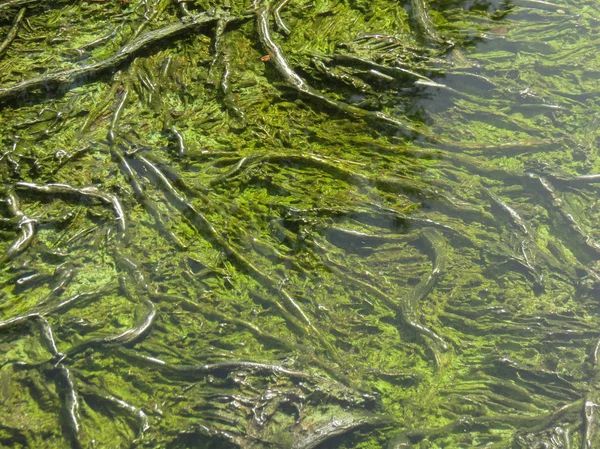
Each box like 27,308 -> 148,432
0,0 -> 599,447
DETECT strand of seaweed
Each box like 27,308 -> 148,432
0,7 -> 25,59
0,10 -> 244,102
126,152 -> 346,366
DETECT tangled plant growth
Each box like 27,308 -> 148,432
0,0 -> 599,447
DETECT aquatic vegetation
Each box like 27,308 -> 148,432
0,0 -> 599,447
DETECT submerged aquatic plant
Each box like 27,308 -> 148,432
0,0 -> 599,447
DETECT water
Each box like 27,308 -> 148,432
0,0 -> 599,448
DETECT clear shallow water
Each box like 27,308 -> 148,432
0,0 -> 599,448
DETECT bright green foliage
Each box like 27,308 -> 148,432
0,0 -> 599,448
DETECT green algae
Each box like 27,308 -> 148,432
0,0 -> 599,448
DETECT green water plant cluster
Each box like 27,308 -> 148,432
0,0 -> 599,447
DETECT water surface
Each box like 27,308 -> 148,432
0,0 -> 599,447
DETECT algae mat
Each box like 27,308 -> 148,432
0,0 -> 599,447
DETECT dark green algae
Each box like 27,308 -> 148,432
0,0 -> 599,448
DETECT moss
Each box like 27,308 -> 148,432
0,0 -> 599,447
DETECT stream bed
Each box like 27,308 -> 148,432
1,0 -> 599,447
